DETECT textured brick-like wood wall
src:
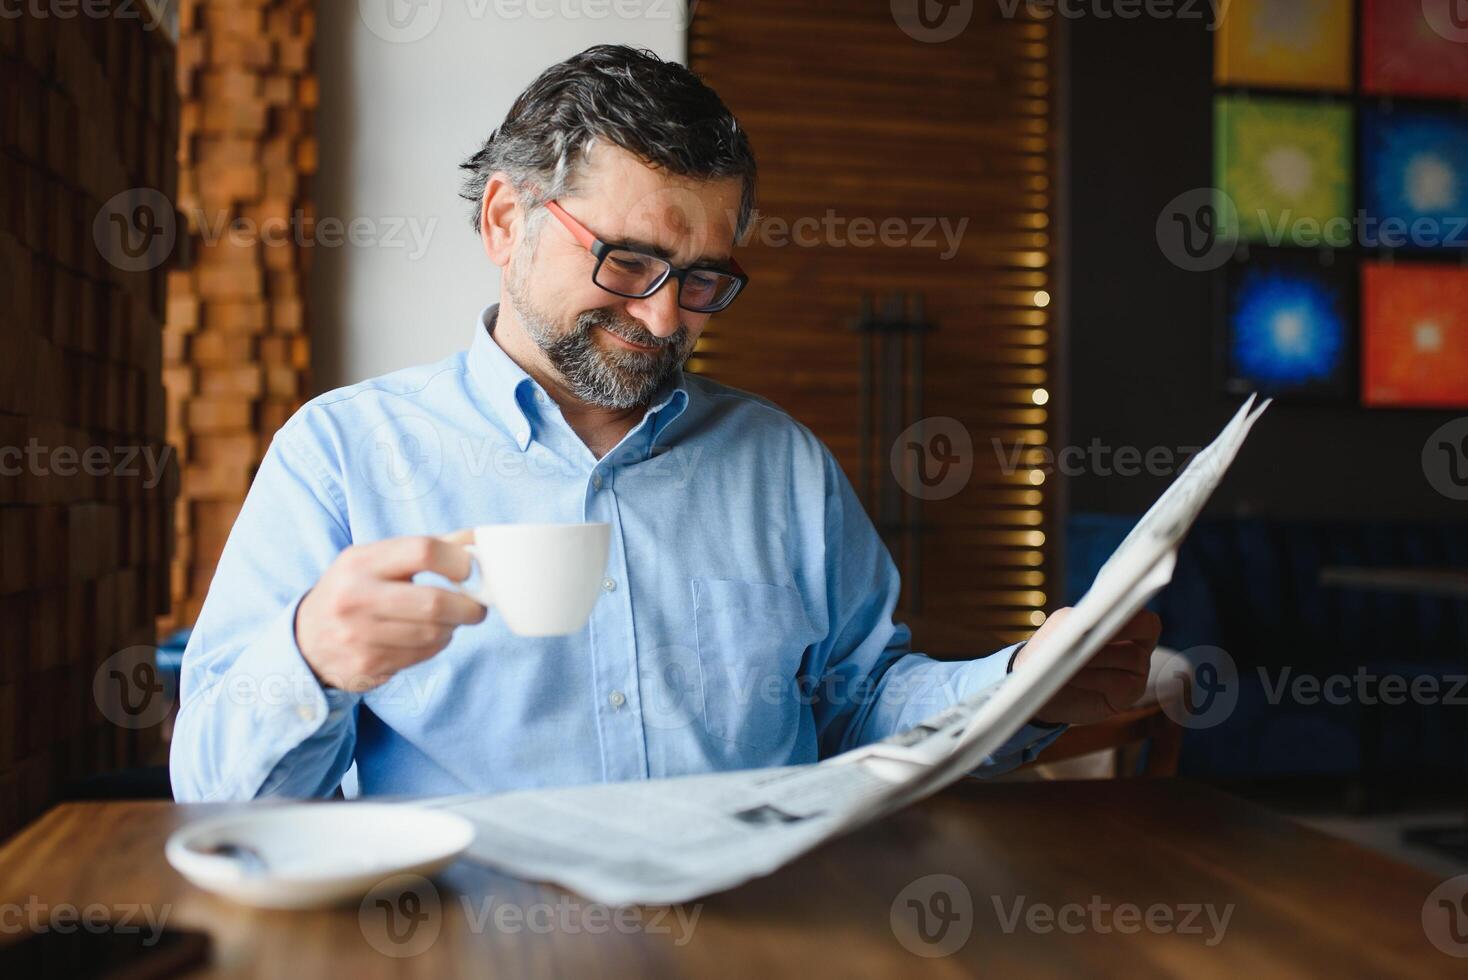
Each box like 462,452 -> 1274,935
0,8 -> 178,836
164,0 -> 315,628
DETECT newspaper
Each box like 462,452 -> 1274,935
427,397 -> 1271,906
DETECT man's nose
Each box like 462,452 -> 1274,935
625,280 -> 683,338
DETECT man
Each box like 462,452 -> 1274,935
171,46 -> 1159,802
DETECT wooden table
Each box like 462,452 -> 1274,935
0,780 -> 1460,977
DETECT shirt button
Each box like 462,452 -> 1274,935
592,473 -> 603,490
602,576 -> 617,592
296,703 -> 318,723
608,691 -> 626,709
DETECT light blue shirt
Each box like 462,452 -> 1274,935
170,307 -> 1063,802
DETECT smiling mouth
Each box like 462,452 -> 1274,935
597,324 -> 660,353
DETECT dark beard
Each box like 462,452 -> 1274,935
532,307 -> 692,410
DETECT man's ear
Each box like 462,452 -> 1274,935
479,173 -> 521,270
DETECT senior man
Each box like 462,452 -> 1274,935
171,45 -> 1158,801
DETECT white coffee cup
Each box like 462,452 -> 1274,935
456,522 -> 611,637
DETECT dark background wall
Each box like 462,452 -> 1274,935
1065,14 -> 1468,522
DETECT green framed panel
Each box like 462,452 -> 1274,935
1214,96 -> 1354,247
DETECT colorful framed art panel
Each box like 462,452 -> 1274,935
1361,105 -> 1468,250
1223,251 -> 1355,400
1361,0 -> 1468,100
1214,96 -> 1354,245
1215,0 -> 1354,92
1361,261 -> 1468,408
1214,0 -> 1468,409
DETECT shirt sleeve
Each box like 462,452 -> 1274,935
169,420 -> 362,802
807,449 -> 1066,776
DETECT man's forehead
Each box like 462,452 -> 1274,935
571,144 -> 742,260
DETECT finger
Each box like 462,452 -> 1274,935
1041,690 -> 1130,727
1067,666 -> 1150,711
1112,609 -> 1162,647
367,640 -> 452,675
1084,643 -> 1152,675
1037,684 -> 1115,726
371,583 -> 489,625
354,618 -> 456,650
438,528 -> 475,547
358,536 -> 475,582
321,644 -> 447,690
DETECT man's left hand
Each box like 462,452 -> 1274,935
1013,608 -> 1162,726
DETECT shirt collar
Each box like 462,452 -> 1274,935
467,305 -> 537,451
467,305 -> 691,454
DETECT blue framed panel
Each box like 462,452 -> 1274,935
1221,251 -> 1356,401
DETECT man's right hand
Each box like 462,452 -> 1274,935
294,534 -> 488,692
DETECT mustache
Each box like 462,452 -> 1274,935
579,309 -> 687,351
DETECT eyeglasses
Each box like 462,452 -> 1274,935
543,200 -> 749,314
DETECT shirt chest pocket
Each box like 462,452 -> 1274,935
692,577 -> 814,751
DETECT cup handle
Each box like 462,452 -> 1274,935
456,544 -> 492,607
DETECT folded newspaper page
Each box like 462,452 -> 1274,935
427,397 -> 1271,905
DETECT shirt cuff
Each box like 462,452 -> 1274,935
224,592 -> 360,797
1002,721 -> 1069,762
953,642 -> 1069,769
1004,639 -> 1064,730
1006,640 -> 1027,673
955,641 -> 1023,698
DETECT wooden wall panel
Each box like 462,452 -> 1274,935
0,5 -> 177,836
690,0 -> 1058,650
162,0 -> 315,629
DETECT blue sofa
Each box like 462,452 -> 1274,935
1067,514 -> 1468,790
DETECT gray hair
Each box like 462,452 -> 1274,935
459,45 -> 757,240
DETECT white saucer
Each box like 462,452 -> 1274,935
165,803 -> 475,909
